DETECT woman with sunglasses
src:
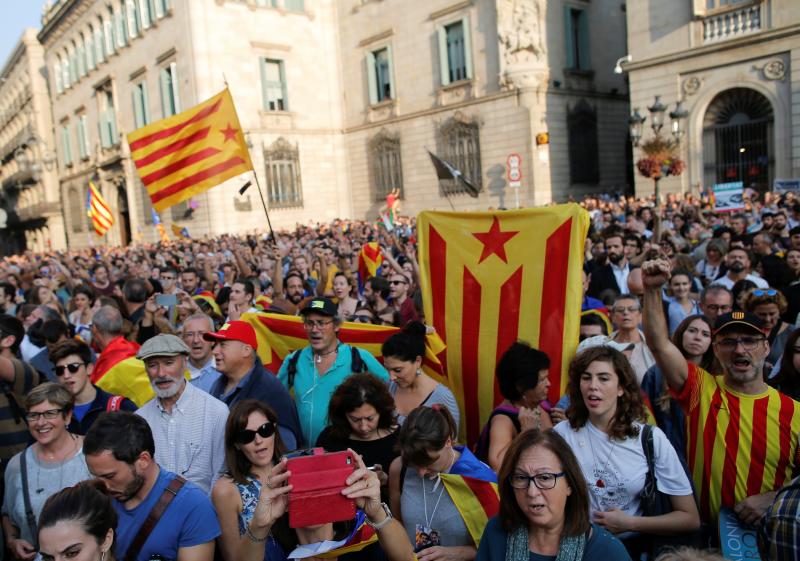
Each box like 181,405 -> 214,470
744,288 -> 795,369
553,347 -> 699,559
213,399 -> 415,561
2,383 -> 90,561
476,430 -> 631,561
381,322 -> 459,428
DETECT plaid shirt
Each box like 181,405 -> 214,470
759,475 -> 800,561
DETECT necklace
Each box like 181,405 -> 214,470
314,345 -> 339,364
34,436 -> 78,494
586,424 -> 616,489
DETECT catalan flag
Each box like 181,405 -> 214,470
313,511 -> 378,558
240,312 -> 446,379
357,242 -> 383,292
418,205 -> 589,444
87,180 -> 114,237
127,88 -> 254,212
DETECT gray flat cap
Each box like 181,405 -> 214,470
136,334 -> 190,360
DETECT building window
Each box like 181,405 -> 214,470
76,40 -> 86,77
155,0 -> 169,18
61,51 -> 71,89
61,124 -> 73,167
567,100 -> 599,184
77,115 -> 91,159
367,47 -> 394,104
68,49 -> 78,84
437,18 -> 473,86
104,12 -> 116,55
132,80 -> 151,128
437,114 -> 481,195
564,6 -> 590,70
68,187 -> 83,232
285,0 -> 304,11
263,137 -> 302,208
126,0 -> 141,38
98,88 -> 118,148
160,62 -> 180,117
54,59 -> 63,94
85,30 -> 96,70
139,0 -> 153,28
115,4 -> 128,48
259,58 -> 287,111
369,130 -> 403,202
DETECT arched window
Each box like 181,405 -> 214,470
263,137 -> 303,208
703,87 -> 774,192
437,113 -> 482,195
68,187 -> 84,233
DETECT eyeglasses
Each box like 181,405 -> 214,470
54,362 -> 86,376
351,316 -> 373,324
303,319 -> 335,330
703,304 -> 732,312
389,280 -> 407,286
182,331 -> 209,341
715,336 -> 766,351
234,422 -> 276,445
509,472 -> 566,490
612,306 -> 640,314
26,408 -> 65,422
752,289 -> 779,297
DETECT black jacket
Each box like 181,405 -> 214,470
68,386 -> 137,435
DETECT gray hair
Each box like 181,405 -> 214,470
181,313 -> 215,333
92,305 -> 123,336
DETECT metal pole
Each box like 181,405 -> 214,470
251,171 -> 275,242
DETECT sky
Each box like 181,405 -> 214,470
0,1 -> 45,70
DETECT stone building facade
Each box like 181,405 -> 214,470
0,29 -> 64,254
27,0 -> 630,248
625,0 -> 800,197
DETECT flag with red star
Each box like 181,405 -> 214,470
418,205 -> 590,444
126,88 -> 254,212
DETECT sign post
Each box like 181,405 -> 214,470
507,153 -> 522,209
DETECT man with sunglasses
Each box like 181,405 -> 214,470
642,258 -> 800,532
135,334 -> 228,494
388,273 -> 418,327
277,298 -> 388,446
50,339 -> 136,435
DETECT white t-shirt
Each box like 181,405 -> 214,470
553,420 -> 692,517
710,273 -> 769,290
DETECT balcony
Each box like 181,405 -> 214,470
701,2 -> 762,43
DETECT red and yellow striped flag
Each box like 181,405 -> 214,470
88,180 -> 114,236
127,88 -> 254,212
418,205 -> 589,444
440,473 -> 499,545
240,312 -> 446,379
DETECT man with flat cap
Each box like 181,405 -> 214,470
135,333 -> 228,494
278,298 -> 388,447
205,320 -> 301,451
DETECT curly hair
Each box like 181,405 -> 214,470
565,346 -> 646,440
327,372 -> 396,440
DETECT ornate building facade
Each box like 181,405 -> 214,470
8,0 -> 630,248
625,0 -> 800,197
0,29 -> 64,254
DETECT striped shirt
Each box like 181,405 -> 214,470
672,362 -> 800,522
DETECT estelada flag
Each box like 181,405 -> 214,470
240,311 -> 446,379
418,205 -> 589,444
127,88 -> 254,212
87,180 -> 114,236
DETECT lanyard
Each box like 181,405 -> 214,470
422,475 -> 446,528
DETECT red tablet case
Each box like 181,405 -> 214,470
287,449 -> 357,528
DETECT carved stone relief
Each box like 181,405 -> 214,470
682,76 -> 702,97
497,0 -> 546,89
762,59 -> 786,81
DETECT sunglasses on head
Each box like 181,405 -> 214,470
752,289 -> 778,297
235,422 -> 276,445
54,362 -> 86,376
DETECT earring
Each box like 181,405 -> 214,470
415,369 -> 422,377
101,550 -> 107,561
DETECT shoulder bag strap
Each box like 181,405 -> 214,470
123,475 -> 187,561
19,448 -> 38,549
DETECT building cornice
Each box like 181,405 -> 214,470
38,0 -> 83,46
625,23 -> 800,72
0,35 -> 28,80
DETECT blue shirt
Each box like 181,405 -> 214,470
211,358 -> 301,451
277,343 -> 389,447
72,401 -> 92,422
114,468 -> 220,561
187,357 -> 223,394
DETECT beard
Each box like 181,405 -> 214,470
150,376 -> 184,399
728,262 -> 746,273
608,252 -> 624,265
118,468 -> 146,503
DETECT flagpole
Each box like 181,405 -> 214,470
251,171 -> 276,242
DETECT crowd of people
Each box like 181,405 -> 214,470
0,189 -> 799,560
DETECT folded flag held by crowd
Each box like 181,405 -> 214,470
357,242 -> 383,291
86,180 -> 114,237
127,88 -> 254,212
240,312 -> 446,380
418,205 -> 589,444
288,511 -> 378,559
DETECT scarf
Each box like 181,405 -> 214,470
505,525 -> 586,561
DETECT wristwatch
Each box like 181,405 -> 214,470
364,502 -> 393,531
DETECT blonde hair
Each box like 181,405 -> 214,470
655,547 -> 726,561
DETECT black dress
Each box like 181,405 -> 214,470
315,427 -> 399,471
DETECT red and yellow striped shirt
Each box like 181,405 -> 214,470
672,362 -> 800,522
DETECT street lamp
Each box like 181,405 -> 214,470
628,108 -> 646,147
647,95 -> 667,134
14,130 -> 56,181
669,100 -> 689,143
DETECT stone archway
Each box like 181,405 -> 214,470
702,87 -> 774,192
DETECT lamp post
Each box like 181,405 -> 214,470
630,96 -> 688,205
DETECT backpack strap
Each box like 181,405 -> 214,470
123,475 -> 187,561
19,448 -> 38,549
106,395 -> 124,412
350,346 -> 366,373
287,350 -> 302,390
